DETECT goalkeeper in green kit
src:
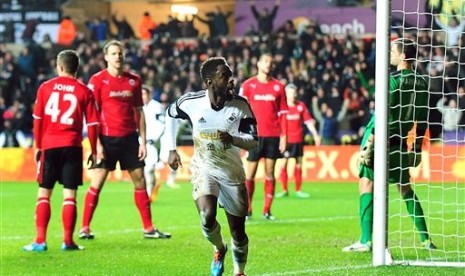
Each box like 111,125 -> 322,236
343,38 -> 436,252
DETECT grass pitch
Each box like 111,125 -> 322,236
1,181 -> 463,275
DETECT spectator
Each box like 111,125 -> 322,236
249,0 -> 280,35
111,12 -> 135,40
138,11 -> 157,41
57,16 -> 77,46
209,6 -> 233,36
0,110 -> 30,148
22,19 -> 40,44
86,16 -> 110,42
436,97 -> 463,143
312,97 -> 349,145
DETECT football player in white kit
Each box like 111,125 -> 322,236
165,57 -> 257,276
141,86 -> 165,199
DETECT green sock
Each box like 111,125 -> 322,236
359,193 -> 373,244
403,190 -> 429,242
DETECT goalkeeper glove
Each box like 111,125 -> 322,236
359,135 -> 374,167
409,143 -> 422,167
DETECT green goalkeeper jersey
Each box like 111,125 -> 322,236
389,69 -> 429,138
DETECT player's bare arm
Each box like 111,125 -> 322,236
136,106 -> 147,161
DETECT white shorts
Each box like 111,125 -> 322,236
191,178 -> 248,218
145,142 -> 159,168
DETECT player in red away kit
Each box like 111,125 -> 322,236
23,50 -> 99,251
276,83 -> 320,199
79,40 -> 171,239
239,53 -> 288,220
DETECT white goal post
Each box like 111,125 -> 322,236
373,0 -> 465,267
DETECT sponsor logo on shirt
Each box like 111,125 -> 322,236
53,83 -> 75,92
227,113 -> 237,123
109,90 -> 133,97
254,94 -> 276,101
198,117 -> 206,123
286,114 -> 300,120
102,80 -> 109,85
199,131 -> 220,140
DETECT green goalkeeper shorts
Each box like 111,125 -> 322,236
359,163 -> 374,181
358,148 -> 410,185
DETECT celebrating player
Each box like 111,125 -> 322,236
165,57 -> 257,276
79,40 -> 170,240
239,53 -> 288,220
343,38 -> 436,252
276,83 -> 320,199
23,50 -> 99,251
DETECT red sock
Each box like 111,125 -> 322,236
295,167 -> 302,192
263,179 -> 275,214
245,179 -> 255,213
35,197 -> 51,244
134,188 -> 154,232
280,167 -> 288,192
81,186 -> 100,231
62,198 -> 77,245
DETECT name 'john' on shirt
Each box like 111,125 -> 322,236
53,83 -> 75,92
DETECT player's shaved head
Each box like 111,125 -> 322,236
57,50 -> 79,74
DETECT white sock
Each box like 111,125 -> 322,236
201,221 -> 225,251
231,236 -> 248,274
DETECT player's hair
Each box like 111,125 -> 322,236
392,38 -> 417,61
103,40 -> 123,54
259,52 -> 273,61
57,50 -> 79,74
200,57 -> 227,82
285,83 -> 297,91
142,84 -> 152,93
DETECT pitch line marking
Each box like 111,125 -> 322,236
255,264 -> 372,275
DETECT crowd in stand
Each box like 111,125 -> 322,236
1,3 -> 464,147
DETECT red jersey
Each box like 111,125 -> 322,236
88,69 -> 142,137
240,76 -> 287,137
33,76 -> 99,150
286,101 -> 314,144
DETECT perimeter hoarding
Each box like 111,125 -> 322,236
1,145 -> 464,183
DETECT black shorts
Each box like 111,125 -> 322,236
246,137 -> 281,161
282,142 -> 304,158
96,133 -> 145,171
37,146 -> 83,190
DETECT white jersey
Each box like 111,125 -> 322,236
166,90 -> 256,184
143,99 -> 165,142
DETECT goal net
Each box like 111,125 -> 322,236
373,0 -> 465,267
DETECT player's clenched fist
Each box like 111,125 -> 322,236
168,150 -> 183,170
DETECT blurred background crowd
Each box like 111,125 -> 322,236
1,0 -> 464,147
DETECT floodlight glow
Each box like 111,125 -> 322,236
170,4 -> 198,15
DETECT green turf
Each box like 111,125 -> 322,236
1,181 -> 463,275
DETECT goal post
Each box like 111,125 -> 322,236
372,0 -> 390,267
373,0 -> 465,267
